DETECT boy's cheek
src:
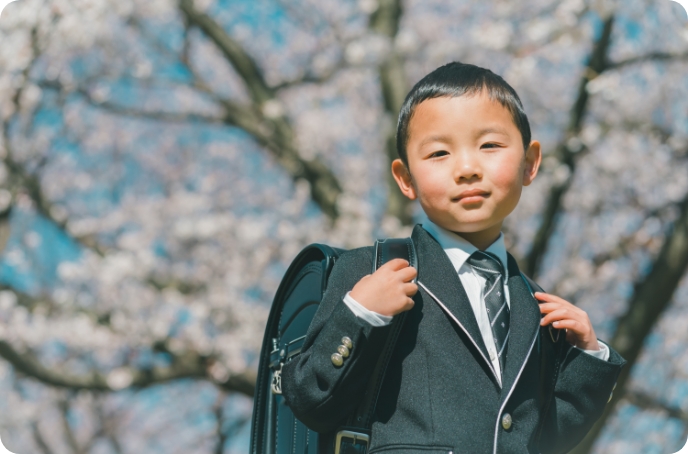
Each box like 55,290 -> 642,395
415,183 -> 449,207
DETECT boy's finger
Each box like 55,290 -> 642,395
379,258 -> 410,271
402,297 -> 415,312
540,308 -> 576,326
540,311 -> 562,326
551,319 -> 579,330
534,292 -> 572,306
403,282 -> 418,296
396,265 -> 418,281
540,303 -> 585,325
538,302 -> 566,313
533,292 -> 550,301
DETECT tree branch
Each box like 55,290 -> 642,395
37,78 -> 227,125
0,26 -> 40,256
270,0 -> 352,91
608,51 -> 688,71
213,392 -> 228,454
31,422 -> 56,454
93,398 -> 124,454
369,0 -> 415,226
270,60 -> 347,91
178,0 -> 273,105
173,1 -> 344,218
570,194 -> 688,453
624,388 -> 688,422
524,15 -> 615,277
58,398 -> 84,454
7,154 -> 113,256
1,26 -> 111,258
0,339 -> 256,397
131,4 -> 345,219
90,98 -> 226,124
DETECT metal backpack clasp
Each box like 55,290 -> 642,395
270,365 -> 282,395
334,430 -> 370,454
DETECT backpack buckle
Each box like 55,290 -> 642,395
270,365 -> 282,395
549,325 -> 561,343
334,430 -> 369,454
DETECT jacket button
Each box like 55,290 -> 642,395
337,345 -> 350,358
501,413 -> 512,430
341,336 -> 353,350
331,353 -> 343,367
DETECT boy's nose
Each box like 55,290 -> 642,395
454,153 -> 482,181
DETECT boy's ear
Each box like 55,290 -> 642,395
391,159 -> 418,200
523,140 -> 542,186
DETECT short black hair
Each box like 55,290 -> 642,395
396,62 -> 531,164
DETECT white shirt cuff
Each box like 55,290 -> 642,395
343,292 -> 393,327
579,340 -> 610,361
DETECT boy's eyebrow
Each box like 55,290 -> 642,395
475,127 -> 510,139
417,134 -> 453,148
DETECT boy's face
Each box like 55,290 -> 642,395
392,91 -> 541,247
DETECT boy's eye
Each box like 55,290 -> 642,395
481,143 -> 499,149
428,150 -> 448,158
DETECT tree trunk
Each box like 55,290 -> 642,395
570,195 -> 688,453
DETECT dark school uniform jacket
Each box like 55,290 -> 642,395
282,225 -> 626,454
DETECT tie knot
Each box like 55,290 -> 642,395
467,251 -> 504,278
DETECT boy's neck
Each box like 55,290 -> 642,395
451,228 -> 502,251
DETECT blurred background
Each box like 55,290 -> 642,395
0,0 -> 687,452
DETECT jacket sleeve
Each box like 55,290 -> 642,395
280,247 -> 394,433
539,341 -> 626,454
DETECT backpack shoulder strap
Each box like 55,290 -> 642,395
519,271 -> 568,444
519,271 -> 563,344
335,237 -> 416,453
372,237 -> 418,280
520,271 -> 544,294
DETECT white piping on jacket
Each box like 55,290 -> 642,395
419,278 -> 540,454
418,281 -> 499,384
491,325 -> 538,454
492,273 -> 540,454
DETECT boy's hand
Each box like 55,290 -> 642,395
349,258 -> 418,317
535,292 -> 601,351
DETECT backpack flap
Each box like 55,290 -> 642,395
251,244 -> 342,454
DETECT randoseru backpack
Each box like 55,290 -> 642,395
250,238 -> 417,454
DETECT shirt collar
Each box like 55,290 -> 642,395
422,218 -> 508,276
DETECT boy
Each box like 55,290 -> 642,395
282,62 -> 626,453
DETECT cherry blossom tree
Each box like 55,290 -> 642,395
0,0 -> 687,452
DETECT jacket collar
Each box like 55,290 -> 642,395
412,225 -> 541,393
500,253 -> 541,397
412,225 -> 496,383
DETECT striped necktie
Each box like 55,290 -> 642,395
467,251 -> 509,374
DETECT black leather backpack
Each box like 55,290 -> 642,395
250,238 -> 417,454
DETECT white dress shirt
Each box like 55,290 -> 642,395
343,220 -> 609,385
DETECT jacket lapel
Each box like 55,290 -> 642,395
500,253 -> 541,398
412,226 -> 496,381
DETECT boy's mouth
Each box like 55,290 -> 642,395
454,188 -> 489,203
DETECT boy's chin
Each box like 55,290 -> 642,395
435,218 -> 505,243
435,218 -> 502,234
